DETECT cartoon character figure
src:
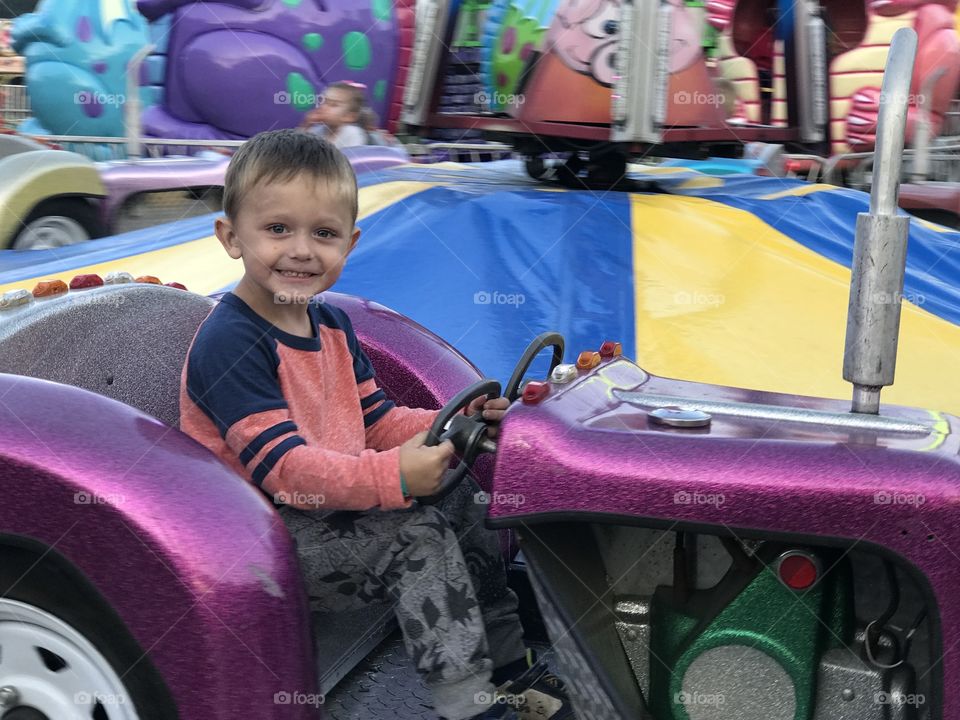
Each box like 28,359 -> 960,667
706,0 -> 784,125
839,0 -> 960,153
136,0 -> 399,140
11,0 -> 151,137
514,0 -> 724,127
710,0 -> 960,152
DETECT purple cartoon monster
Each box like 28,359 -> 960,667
137,0 -> 398,139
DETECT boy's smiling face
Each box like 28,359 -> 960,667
215,174 -> 360,331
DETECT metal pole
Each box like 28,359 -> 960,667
842,28 -> 918,414
125,44 -> 155,160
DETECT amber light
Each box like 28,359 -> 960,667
33,279 -> 68,298
576,351 -> 601,370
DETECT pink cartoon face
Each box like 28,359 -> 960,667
547,0 -> 622,86
669,0 -> 703,73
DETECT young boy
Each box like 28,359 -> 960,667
299,81 -> 369,149
179,130 -> 570,720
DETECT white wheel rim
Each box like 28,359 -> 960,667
0,599 -> 140,719
13,216 -> 90,250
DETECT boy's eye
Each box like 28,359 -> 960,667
315,229 -> 335,239
267,224 -> 287,234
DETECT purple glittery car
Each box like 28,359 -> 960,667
0,269 -> 956,719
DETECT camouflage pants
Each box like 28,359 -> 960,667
279,477 -> 526,719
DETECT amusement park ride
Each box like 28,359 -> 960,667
0,7 -> 958,717
404,0 -> 960,201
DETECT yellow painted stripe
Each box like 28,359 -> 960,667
759,183 -> 839,200
677,177 -> 724,190
629,193 -> 960,415
0,180 -> 435,297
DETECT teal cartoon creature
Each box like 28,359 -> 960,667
12,0 -> 150,137
480,0 -> 562,111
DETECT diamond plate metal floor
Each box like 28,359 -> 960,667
324,634 -> 556,720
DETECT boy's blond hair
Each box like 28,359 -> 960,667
223,129 -> 358,223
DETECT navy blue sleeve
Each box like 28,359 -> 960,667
185,310 -> 287,438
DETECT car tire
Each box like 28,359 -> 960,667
10,197 -> 106,251
0,548 -> 177,719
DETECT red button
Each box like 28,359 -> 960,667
522,381 -> 550,404
779,554 -> 818,591
165,282 -> 188,291
599,341 -> 622,358
69,274 -> 104,290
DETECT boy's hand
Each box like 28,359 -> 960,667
399,431 -> 455,496
465,395 -> 510,438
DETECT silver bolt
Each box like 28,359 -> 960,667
0,685 -> 20,707
842,688 -> 855,701
625,629 -> 638,641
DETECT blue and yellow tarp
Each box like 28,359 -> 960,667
3,160 -> 960,415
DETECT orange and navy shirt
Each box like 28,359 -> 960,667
179,293 -> 438,511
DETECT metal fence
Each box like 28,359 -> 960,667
0,84 -> 28,125
12,132 -> 514,164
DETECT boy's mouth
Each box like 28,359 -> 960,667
275,270 -> 319,280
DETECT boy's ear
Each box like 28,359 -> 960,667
215,216 -> 243,259
347,226 -> 360,254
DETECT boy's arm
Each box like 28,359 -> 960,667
359,378 -> 439,450
326,304 -> 440,450
183,336 -> 410,511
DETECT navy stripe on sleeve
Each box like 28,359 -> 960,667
363,399 -> 396,428
361,389 -> 387,410
240,421 -> 299,466
251,435 -> 307,486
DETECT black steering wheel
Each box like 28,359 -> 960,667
504,332 -> 565,402
419,379 -> 502,505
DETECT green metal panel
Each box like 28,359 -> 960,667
648,554 -> 854,720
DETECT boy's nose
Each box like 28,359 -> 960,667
288,233 -> 314,258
